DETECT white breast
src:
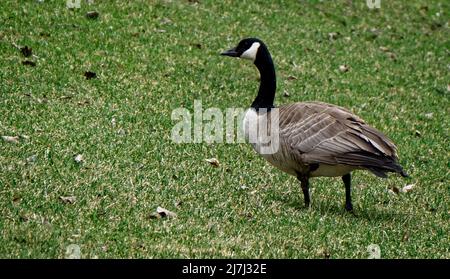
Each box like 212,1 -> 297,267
243,108 -> 258,142
243,108 -> 280,156
243,108 -> 298,175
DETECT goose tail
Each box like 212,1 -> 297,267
366,158 -> 409,178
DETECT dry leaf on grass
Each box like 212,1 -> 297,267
13,196 -> 21,203
65,244 -> 81,259
174,200 -> 183,207
160,18 -> 173,25
286,75 -> 297,81
74,154 -> 84,163
86,11 -> 99,19
205,158 -> 220,167
401,184 -> 415,193
60,196 -> 76,204
20,46 -> 32,57
84,71 -> 97,80
415,130 -> 421,137
149,206 -> 177,219
389,186 -> 400,195
2,136 -> 20,143
424,113 -> 433,119
328,32 -> 340,40
26,154 -> 37,164
156,206 -> 177,218
339,64 -> 349,72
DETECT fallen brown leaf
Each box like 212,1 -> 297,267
317,248 -> 331,259
160,18 -> 172,25
13,195 -> 21,203
402,232 -> 409,242
205,158 -> 220,167
74,154 -> 84,163
60,196 -> 76,204
174,200 -> 183,207
401,184 -> 415,193
328,32 -> 340,41
390,186 -> 400,195
286,75 -> 297,81
2,136 -> 20,143
156,206 -> 177,218
77,100 -> 90,106
424,113 -> 433,119
20,46 -> 32,57
26,154 -> 37,164
84,71 -> 97,80
86,11 -> 99,19
339,64 -> 349,72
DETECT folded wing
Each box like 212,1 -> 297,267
279,102 -> 407,177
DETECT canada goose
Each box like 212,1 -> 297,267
221,38 -> 408,211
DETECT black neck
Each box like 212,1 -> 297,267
251,46 -> 276,111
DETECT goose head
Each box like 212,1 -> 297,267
221,38 -> 276,110
221,38 -> 266,63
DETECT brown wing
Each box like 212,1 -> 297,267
278,102 -> 406,177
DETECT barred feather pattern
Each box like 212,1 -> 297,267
260,101 -> 407,178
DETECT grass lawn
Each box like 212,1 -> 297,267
0,0 -> 448,258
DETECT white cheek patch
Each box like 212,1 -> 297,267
240,42 -> 260,61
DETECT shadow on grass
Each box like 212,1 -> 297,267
271,192 -> 406,223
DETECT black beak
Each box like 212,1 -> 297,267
221,47 -> 239,57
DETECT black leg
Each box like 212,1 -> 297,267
342,173 -> 353,211
297,175 -> 310,208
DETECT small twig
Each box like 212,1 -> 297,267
11,42 -> 21,50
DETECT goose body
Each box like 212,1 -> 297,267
223,38 -> 407,211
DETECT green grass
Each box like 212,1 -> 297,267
0,0 -> 449,258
